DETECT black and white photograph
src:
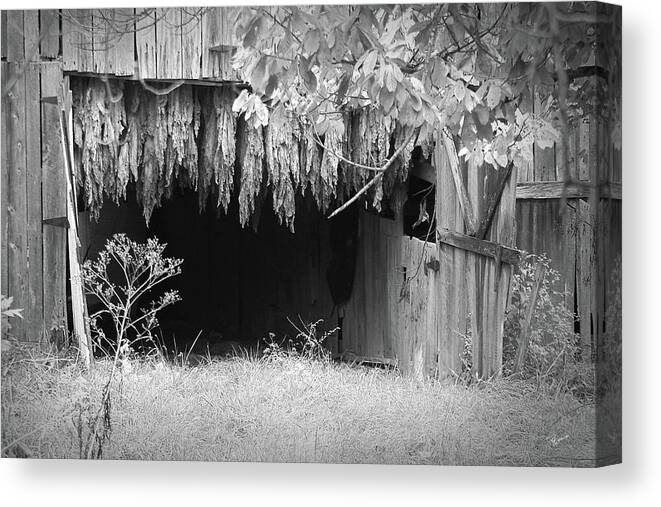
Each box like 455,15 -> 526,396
1,0 -> 623,472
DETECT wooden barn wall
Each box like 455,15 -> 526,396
3,8 -> 239,80
1,61 -> 68,343
515,84 -> 622,355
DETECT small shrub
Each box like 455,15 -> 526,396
82,234 -> 183,359
262,318 -> 338,362
503,254 -> 591,396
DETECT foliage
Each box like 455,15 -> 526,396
503,254 -> 591,397
1,295 -> 23,341
232,3 -> 620,192
262,318 -> 338,362
82,233 -> 183,359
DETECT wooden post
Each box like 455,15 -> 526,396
514,261 -> 547,373
58,82 -> 92,368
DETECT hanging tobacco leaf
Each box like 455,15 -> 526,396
213,87 -> 237,213
265,105 -> 300,231
237,121 -> 265,228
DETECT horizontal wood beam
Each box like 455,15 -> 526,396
64,71 -> 246,88
437,228 -> 522,265
516,181 -> 621,200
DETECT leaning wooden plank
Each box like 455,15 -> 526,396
441,132 -> 477,235
40,10 -> 60,59
40,62 -> 68,347
25,63 -> 43,343
5,62 -> 28,340
156,7 -> 183,79
437,229 -> 521,265
514,262 -> 547,373
181,8 -> 202,79
516,181 -> 621,200
476,163 -> 514,239
59,83 -> 92,368
135,8 -> 157,79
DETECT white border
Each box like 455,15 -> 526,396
2,1 -> 660,505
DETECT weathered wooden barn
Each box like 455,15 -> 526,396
1,7 -> 620,378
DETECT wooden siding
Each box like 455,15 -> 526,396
4,8 -> 240,81
515,82 -> 621,357
342,212 -> 402,361
398,238 -> 441,379
1,61 -> 68,343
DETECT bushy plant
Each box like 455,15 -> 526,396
262,318 -> 338,362
82,234 -> 183,359
503,254 -> 591,396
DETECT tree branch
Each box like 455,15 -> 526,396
327,128 -> 417,218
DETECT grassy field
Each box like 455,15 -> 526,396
1,349 -> 599,466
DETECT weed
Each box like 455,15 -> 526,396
503,254 -> 592,397
262,318 -> 338,362
82,233 -> 183,358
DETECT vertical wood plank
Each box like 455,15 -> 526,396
435,133 -> 465,378
92,9 -> 116,74
41,62 -> 68,342
5,62 -> 28,340
201,6 -> 238,79
23,10 -> 40,62
577,199 -> 592,356
1,11 -> 7,60
113,8 -> 136,76
562,203 -> 577,311
40,9 -> 60,59
25,63 -> 43,342
135,8 -> 157,78
181,8 -> 202,79
6,10 -> 25,61
1,65 -> 9,299
156,8 -> 183,79
62,9 -> 93,72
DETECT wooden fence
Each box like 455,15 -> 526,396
515,86 -> 621,357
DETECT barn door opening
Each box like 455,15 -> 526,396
435,132 -> 519,379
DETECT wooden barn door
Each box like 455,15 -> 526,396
397,238 -> 439,379
341,211 -> 401,362
434,132 -> 519,379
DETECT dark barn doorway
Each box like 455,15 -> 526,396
78,188 -> 337,356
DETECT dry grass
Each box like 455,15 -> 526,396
1,350 -> 598,466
